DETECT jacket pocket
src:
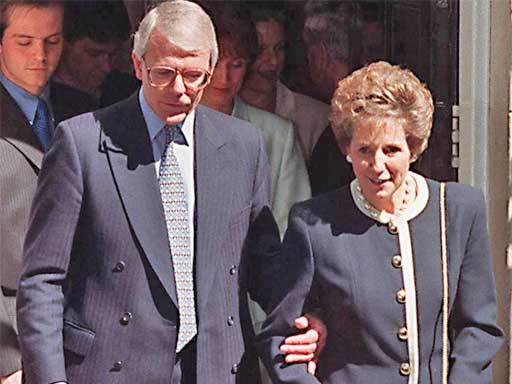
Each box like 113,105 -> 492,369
63,319 -> 95,357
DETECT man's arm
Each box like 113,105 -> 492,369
0,140 -> 22,380
280,315 -> 327,375
255,206 -> 320,384
0,370 -> 22,384
16,122 -> 83,384
246,131 -> 325,374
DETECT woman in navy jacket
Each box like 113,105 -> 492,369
258,61 -> 503,383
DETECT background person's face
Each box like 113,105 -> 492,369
202,53 -> 247,112
60,38 -> 121,91
246,20 -> 285,92
0,4 -> 63,95
132,30 -> 210,125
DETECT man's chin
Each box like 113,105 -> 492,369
166,112 -> 188,126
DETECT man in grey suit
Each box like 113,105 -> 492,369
17,1 -> 317,383
0,1 -> 64,383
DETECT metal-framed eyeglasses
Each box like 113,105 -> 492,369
141,58 -> 211,90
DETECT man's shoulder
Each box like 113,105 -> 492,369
50,80 -> 98,124
290,88 -> 330,116
61,92 -> 137,126
278,81 -> 329,111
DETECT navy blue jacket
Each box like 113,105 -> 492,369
258,179 -> 503,383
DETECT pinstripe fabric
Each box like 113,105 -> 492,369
16,96 -> 278,384
1,83 -> 96,377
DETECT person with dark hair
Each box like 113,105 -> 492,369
201,4 -> 311,237
53,0 -> 137,107
239,7 -> 330,163
0,1 -> 91,383
201,5 -> 321,382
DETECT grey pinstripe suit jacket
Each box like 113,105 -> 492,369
16,93 -> 281,384
0,83 -> 96,378
0,85 -> 43,377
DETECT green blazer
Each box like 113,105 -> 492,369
233,96 -> 311,236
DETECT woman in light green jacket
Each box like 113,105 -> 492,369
200,5 -> 311,237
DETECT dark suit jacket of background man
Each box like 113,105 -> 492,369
0,82 -> 94,377
16,92 -> 281,383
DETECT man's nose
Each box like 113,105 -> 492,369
169,72 -> 187,94
260,49 -> 278,68
99,54 -> 114,74
32,41 -> 47,63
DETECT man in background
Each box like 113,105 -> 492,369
0,1 -> 65,383
303,0 -> 356,195
53,0 -> 137,108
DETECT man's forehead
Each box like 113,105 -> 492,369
6,3 -> 63,24
147,29 -> 210,59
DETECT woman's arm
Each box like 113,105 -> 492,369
448,187 -> 504,383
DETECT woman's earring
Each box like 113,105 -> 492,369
346,155 -> 352,163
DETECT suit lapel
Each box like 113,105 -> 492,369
0,84 -> 44,170
194,106 -> 232,315
101,94 -> 178,307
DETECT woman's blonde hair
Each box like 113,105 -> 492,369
330,61 -> 434,159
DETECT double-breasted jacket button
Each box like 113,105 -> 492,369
112,361 -> 123,372
229,265 -> 237,275
227,316 -> 235,326
396,289 -> 406,304
399,362 -> 411,376
397,326 -> 408,341
392,255 -> 402,268
231,363 -> 239,374
387,222 -> 398,235
112,261 -> 125,273
120,312 -> 132,326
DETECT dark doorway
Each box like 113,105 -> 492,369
278,0 -> 459,181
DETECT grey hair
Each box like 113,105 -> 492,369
133,0 -> 218,68
303,1 -> 352,61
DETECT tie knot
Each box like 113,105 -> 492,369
165,123 -> 187,145
36,97 -> 49,118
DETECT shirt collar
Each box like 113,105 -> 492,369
138,88 -> 193,146
0,72 -> 51,124
231,95 -> 248,120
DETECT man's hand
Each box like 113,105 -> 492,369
279,314 -> 327,375
0,370 -> 22,384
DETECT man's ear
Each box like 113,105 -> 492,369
131,52 -> 143,81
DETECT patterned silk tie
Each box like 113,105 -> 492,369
33,98 -> 51,152
158,125 -> 196,352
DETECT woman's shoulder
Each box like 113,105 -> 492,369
425,178 -> 485,212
